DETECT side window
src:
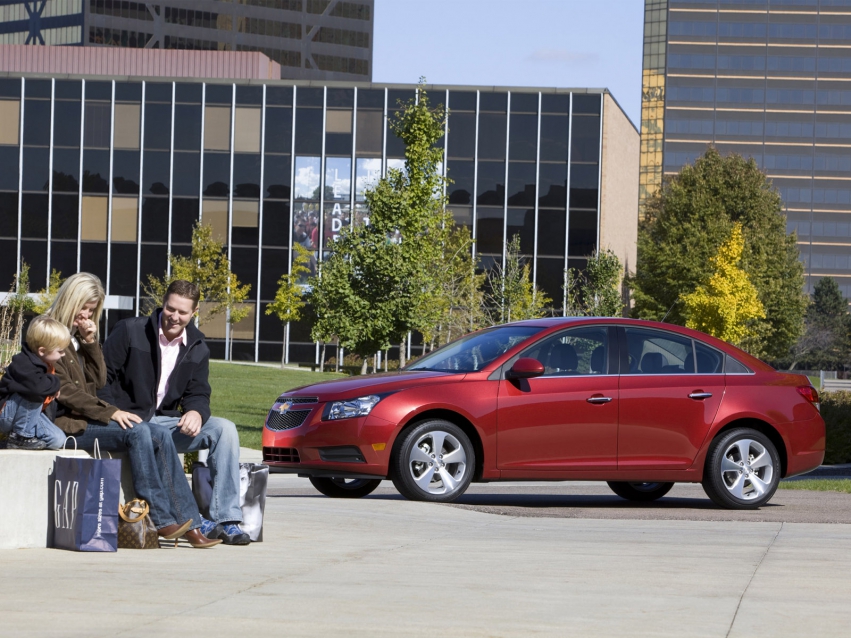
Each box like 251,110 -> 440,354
624,328 -> 695,374
693,341 -> 724,374
725,354 -> 751,374
522,327 -> 609,376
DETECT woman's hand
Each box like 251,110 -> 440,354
112,410 -> 142,430
74,317 -> 97,344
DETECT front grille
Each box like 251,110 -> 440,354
266,408 -> 311,431
275,395 -> 318,404
263,446 -> 300,463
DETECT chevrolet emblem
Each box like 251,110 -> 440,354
278,401 -> 293,414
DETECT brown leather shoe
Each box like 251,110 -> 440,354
158,519 -> 193,540
183,528 -> 222,548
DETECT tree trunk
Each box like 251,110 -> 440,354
361,358 -> 369,375
320,342 -> 326,373
399,342 -> 406,369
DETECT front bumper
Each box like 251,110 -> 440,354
261,399 -> 396,478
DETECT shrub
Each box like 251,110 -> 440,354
819,391 -> 851,464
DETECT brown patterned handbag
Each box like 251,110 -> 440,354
118,499 -> 159,549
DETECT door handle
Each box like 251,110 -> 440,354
689,392 -> 713,400
586,396 -> 613,404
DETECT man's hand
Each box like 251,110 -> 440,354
178,410 -> 203,437
112,410 -> 142,430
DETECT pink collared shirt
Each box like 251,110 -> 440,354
156,313 -> 187,409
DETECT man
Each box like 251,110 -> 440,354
99,280 -> 250,545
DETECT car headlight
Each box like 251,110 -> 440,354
324,395 -> 382,420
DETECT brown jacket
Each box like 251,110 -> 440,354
53,340 -> 119,434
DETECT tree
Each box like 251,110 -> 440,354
680,223 -> 765,347
427,224 -> 487,350
32,269 -> 65,315
144,222 -> 251,359
266,243 -> 312,367
631,147 -> 807,359
307,80 -> 450,371
484,234 -> 551,324
787,277 -> 849,370
584,249 -> 624,317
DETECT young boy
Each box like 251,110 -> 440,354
0,315 -> 70,450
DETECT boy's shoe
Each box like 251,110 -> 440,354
216,522 -> 251,546
198,517 -> 219,539
7,433 -> 47,450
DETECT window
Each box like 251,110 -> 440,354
355,110 -> 382,156
234,107 -> 261,153
0,100 -> 19,145
202,199 -> 228,243
522,326 -> 609,376
624,328 -> 695,374
695,341 -> 724,374
114,104 -> 140,150
81,196 -> 108,241
204,106 -> 231,151
111,197 -> 138,242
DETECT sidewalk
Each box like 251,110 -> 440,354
1,488 -> 849,636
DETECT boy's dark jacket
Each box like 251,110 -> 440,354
0,344 -> 60,420
98,310 -> 212,424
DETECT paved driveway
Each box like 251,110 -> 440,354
1,477 -> 849,637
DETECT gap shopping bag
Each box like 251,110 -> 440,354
191,462 -> 269,541
53,439 -> 121,552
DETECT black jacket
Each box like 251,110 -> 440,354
98,310 -> 212,424
0,344 -> 60,420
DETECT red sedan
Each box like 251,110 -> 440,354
262,318 -> 825,509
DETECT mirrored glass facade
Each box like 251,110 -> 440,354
0,0 -> 373,81
0,77 -> 628,363
645,0 -> 851,295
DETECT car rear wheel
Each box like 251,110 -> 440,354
308,477 -> 382,499
607,481 -> 674,502
702,428 -> 780,510
391,420 -> 475,503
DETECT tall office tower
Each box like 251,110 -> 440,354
0,0 -> 373,81
640,0 -> 851,295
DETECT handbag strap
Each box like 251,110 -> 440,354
62,436 -> 78,452
118,498 -> 150,522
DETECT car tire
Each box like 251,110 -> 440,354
607,481 -> 674,502
702,428 -> 781,510
308,477 -> 382,499
391,419 -> 475,503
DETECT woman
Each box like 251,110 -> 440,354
46,273 -> 219,548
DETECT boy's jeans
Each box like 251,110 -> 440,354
0,394 -> 66,449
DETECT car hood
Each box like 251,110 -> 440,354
281,370 -> 465,400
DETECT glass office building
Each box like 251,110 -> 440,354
0,75 -> 637,363
0,0 -> 373,81
642,0 -> 851,296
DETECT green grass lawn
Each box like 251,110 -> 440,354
209,362 -> 344,449
779,479 -> 851,494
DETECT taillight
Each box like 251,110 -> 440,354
797,385 -> 820,412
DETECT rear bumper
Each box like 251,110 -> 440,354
784,412 -> 826,478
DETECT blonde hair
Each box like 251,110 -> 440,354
26,315 -> 72,353
46,272 -> 105,338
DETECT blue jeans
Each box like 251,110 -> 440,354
0,394 -> 66,449
150,415 -> 243,524
72,420 -> 201,531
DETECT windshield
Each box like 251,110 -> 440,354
407,326 -> 544,373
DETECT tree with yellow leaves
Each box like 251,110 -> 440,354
680,223 -> 765,348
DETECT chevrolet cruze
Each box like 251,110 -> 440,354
262,318 -> 825,509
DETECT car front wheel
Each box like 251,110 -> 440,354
702,428 -> 781,509
308,477 -> 382,498
391,420 -> 475,503
607,481 -> 674,502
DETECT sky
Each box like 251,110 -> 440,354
372,0 -> 645,127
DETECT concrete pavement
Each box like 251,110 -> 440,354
1,479 -> 850,637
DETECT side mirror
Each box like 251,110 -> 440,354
506,358 -> 545,380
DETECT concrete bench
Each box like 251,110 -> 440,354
0,449 -> 137,550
